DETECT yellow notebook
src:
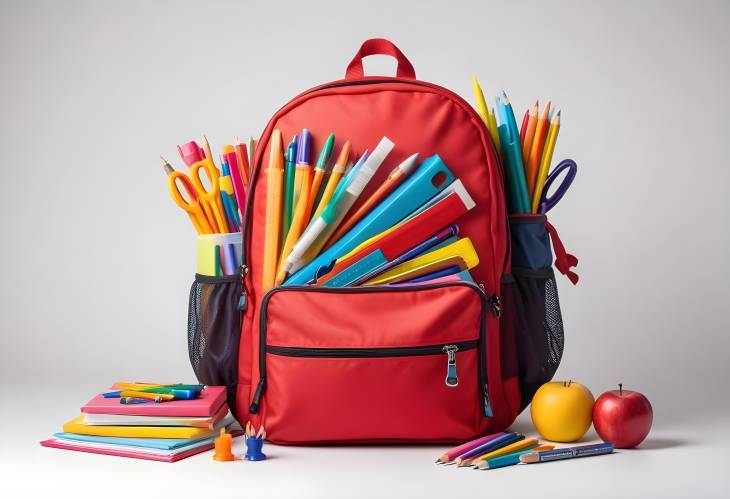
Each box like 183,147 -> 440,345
63,416 -> 216,439
364,238 -> 479,286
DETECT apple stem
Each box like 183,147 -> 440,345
619,383 -> 623,396
568,380 -> 572,387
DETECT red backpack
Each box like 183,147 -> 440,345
189,39 -> 577,444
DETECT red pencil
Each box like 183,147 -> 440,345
519,108 -> 530,144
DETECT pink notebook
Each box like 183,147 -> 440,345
81,386 -> 226,417
40,439 -> 215,463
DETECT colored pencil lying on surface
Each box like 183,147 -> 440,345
520,443 -> 614,464
458,437 -> 537,467
453,433 -> 524,466
475,445 -> 554,470
436,432 -> 508,464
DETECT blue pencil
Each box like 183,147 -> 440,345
520,443 -> 614,464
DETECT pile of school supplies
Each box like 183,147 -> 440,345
472,77 -> 576,215
40,384 -> 237,462
163,135 -> 256,276
436,432 -> 614,470
259,130 -> 480,290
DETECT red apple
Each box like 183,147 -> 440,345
592,384 -> 653,448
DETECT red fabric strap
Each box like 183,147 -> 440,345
545,221 -> 579,285
345,39 -> 416,80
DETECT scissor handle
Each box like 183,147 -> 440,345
190,158 -> 220,200
539,159 -> 577,214
168,171 -> 200,211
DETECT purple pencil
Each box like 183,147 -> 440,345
436,432 -> 508,464
454,433 -> 525,466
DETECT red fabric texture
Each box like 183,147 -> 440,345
236,39 -> 517,442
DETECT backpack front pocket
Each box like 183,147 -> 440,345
250,283 -> 490,444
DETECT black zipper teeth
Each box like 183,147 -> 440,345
249,281 -> 489,415
240,78 -> 510,277
266,340 -> 477,358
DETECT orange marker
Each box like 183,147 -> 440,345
525,100 -> 551,199
262,130 -> 285,291
234,137 -> 250,186
329,153 -> 419,244
521,101 -> 539,163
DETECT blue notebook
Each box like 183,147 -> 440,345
53,432 -> 216,451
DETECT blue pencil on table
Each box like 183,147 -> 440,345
520,443 -> 614,464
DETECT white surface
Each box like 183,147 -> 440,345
3,380 -> 728,498
1,0 -> 729,497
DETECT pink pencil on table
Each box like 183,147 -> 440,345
435,432 -> 508,464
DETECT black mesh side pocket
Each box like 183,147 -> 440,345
511,267 -> 565,411
188,273 -> 242,415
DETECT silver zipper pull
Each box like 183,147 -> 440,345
443,345 -> 459,387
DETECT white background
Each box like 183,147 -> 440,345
1,0 -> 728,497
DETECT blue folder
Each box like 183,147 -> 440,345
285,154 -> 456,286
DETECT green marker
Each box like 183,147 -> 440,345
282,135 -> 297,241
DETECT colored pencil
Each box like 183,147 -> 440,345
531,109 -> 561,213
521,100 -> 539,165
234,137 -> 250,186
282,136 -> 297,241
436,432 -> 508,464
312,141 -> 351,220
520,443 -> 614,464
306,133 -> 335,223
475,445 -> 554,470
519,109 -> 529,144
472,76 -> 500,152
329,153 -> 420,244
453,433 -> 524,466
276,155 -> 314,285
496,93 -> 531,213
525,100 -> 551,200
261,130 -> 285,291
459,438 -> 539,467
291,129 -> 311,212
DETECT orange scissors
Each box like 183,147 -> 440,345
168,158 -> 227,234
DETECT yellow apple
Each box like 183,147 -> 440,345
530,380 -> 595,442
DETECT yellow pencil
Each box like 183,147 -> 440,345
262,130 -> 285,291
531,109 -> 561,213
312,141 -> 351,220
275,160 -> 313,285
471,76 -> 500,151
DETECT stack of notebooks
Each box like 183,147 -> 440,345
40,385 -> 236,462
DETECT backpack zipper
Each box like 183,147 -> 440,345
248,281 -> 491,417
268,340 -> 475,391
